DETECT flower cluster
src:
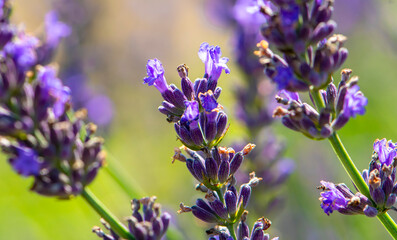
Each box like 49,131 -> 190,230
273,68 -> 367,139
93,196 -> 171,240
145,43 -> 277,239
246,1 -> 367,139
255,1 -> 346,91
319,138 -> 397,217
144,43 -> 230,150
0,1 -> 104,197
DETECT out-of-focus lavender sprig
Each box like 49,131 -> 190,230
144,42 -> 278,239
203,0 -> 295,219
93,196 -> 171,240
0,1 -> 104,198
51,0 -> 114,128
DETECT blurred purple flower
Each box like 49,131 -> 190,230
4,32 -> 39,71
86,95 -> 114,127
37,66 -> 71,118
10,146 -> 41,177
45,11 -> 71,48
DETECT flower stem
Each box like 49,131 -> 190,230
226,223 -> 237,240
310,89 -> 397,239
104,150 -> 145,197
81,188 -> 135,240
103,150 -> 183,239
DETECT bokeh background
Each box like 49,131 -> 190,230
1,0 -> 397,239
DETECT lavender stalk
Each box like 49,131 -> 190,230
248,0 -> 397,238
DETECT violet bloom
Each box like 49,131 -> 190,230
10,146 -> 41,177
342,85 -> 367,118
45,11 -> 71,48
279,4 -> 300,28
234,0 -> 269,32
319,181 -> 348,215
278,89 -> 300,102
373,138 -> 397,166
4,32 -> 39,71
198,42 -> 230,82
143,58 -> 168,93
273,65 -> 300,90
199,90 -> 219,112
37,66 -> 71,118
181,100 -> 199,123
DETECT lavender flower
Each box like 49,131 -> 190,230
373,139 -> 397,167
8,145 -> 41,177
45,11 -> 71,48
273,69 -> 367,139
341,85 -> 367,118
36,65 -> 71,118
144,44 -> 230,149
178,174 -> 261,225
360,139 -> 397,211
93,196 -> 171,240
318,181 -> 377,217
4,31 -> 39,71
173,144 -> 255,189
143,58 -> 168,94
198,42 -> 230,82
0,4 -> 104,197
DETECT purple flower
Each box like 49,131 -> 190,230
198,42 -> 230,82
199,90 -> 219,112
10,146 -> 41,177
278,89 -> 300,102
273,65 -> 299,90
279,4 -> 300,28
373,138 -> 397,166
181,100 -> 199,123
341,84 -> 367,118
4,31 -> 39,71
143,58 -> 169,93
45,11 -> 71,48
319,181 -> 349,215
37,66 -> 71,118
233,0 -> 269,33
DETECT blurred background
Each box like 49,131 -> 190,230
1,0 -> 397,239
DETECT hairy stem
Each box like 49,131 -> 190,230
310,89 -> 397,239
226,223 -> 237,240
81,188 -> 135,240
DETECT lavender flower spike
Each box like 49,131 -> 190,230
144,58 -> 169,93
198,42 -> 230,82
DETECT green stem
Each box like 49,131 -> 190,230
226,223 -> 237,240
104,150 -> 183,239
310,89 -> 397,239
104,149 -> 146,197
216,188 -> 225,204
81,188 -> 135,240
